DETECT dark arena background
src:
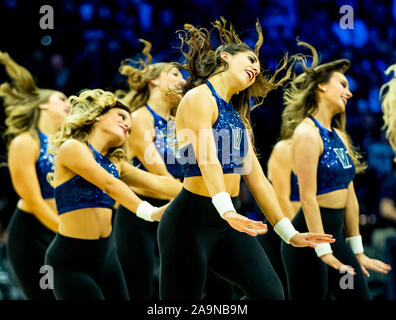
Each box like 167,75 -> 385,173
0,0 -> 395,302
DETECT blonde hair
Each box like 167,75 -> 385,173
380,63 -> 396,161
116,39 -> 180,113
53,89 -> 130,160
281,41 -> 366,173
0,51 -> 56,147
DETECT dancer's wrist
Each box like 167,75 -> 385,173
274,217 -> 299,244
212,192 -> 236,219
136,201 -> 155,222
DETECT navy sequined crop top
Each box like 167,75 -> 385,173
180,81 -> 249,177
36,130 -> 55,199
54,144 -> 119,214
309,116 -> 355,195
133,105 -> 183,179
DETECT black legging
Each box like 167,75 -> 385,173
158,188 -> 284,300
6,208 -> 55,300
114,195 -> 237,300
114,196 -> 165,300
281,207 -> 372,300
257,224 -> 289,299
45,233 -> 129,300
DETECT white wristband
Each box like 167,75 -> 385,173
346,235 -> 364,254
314,243 -> 333,257
211,192 -> 236,219
273,218 -> 299,244
136,201 -> 155,222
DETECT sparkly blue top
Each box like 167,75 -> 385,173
36,130 -> 55,199
290,172 -> 300,201
180,81 -> 249,177
54,144 -> 119,215
133,105 -> 183,179
309,116 -> 355,195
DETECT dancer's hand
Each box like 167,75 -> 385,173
355,253 -> 392,277
289,232 -> 335,248
151,203 -> 170,222
223,211 -> 268,236
320,253 -> 356,275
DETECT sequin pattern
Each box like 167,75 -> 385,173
308,116 -> 355,195
133,105 -> 183,179
36,131 -> 55,199
181,81 -> 249,177
55,144 -> 119,214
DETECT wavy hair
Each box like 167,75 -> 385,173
0,51 -> 56,147
281,41 -> 366,173
380,63 -> 396,161
116,39 -> 181,113
52,89 -> 131,160
176,17 -> 294,137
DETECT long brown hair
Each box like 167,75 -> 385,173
281,41 -> 366,173
176,17 -> 294,136
0,51 -> 56,147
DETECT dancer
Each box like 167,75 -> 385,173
113,39 -> 186,300
280,42 -> 391,300
44,89 -> 182,300
0,51 -> 69,300
157,19 -> 335,300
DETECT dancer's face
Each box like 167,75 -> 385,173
44,91 -> 71,121
155,67 -> 186,104
96,107 -> 132,147
222,50 -> 260,91
318,71 -> 352,114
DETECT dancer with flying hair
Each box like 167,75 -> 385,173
157,18 -> 335,300
0,51 -> 70,300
